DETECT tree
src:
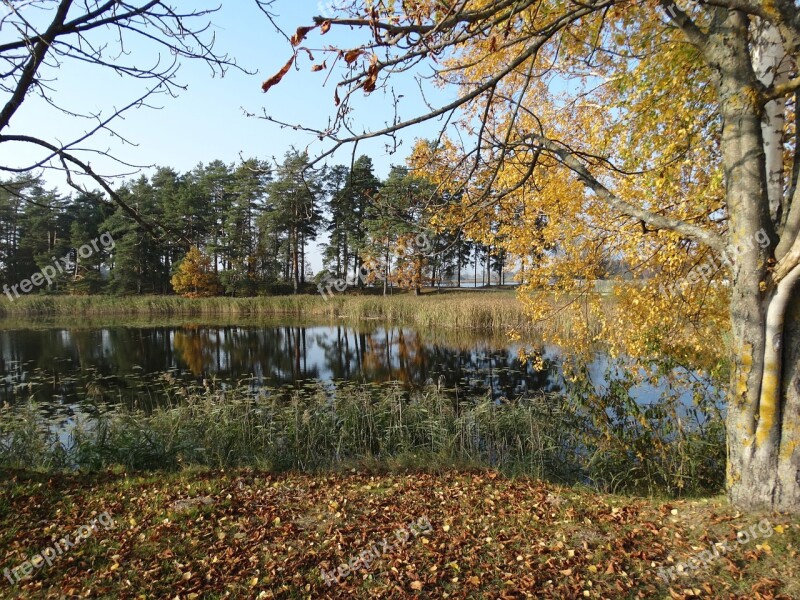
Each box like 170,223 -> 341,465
367,166 -> 436,295
65,190 -> 111,294
322,156 -> 381,283
265,1 -> 800,512
266,150 -> 323,294
103,176 -> 170,295
171,246 -> 220,298
321,164 -> 352,279
221,159 -> 272,296
0,1 -> 243,236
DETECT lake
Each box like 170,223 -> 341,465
0,317 -> 720,419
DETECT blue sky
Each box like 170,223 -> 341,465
0,1 -> 455,271
1,1 -> 449,184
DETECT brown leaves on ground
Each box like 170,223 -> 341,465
0,469 -> 798,599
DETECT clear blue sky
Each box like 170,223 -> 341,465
2,1 -> 449,182
0,1 -> 453,271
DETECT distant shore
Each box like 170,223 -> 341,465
0,289 -> 551,332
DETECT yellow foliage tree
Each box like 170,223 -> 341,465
171,246 -> 221,298
266,1 -> 800,512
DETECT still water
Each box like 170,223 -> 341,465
0,318 -> 559,404
0,318 -> 718,418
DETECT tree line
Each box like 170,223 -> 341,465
0,150 -> 512,298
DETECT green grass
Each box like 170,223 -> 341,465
0,380 -> 724,498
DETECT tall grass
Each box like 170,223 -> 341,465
0,380 -> 724,496
0,291 -> 552,331
0,291 -> 595,335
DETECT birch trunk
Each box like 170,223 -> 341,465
714,10 -> 800,512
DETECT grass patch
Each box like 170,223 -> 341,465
0,380 -> 724,498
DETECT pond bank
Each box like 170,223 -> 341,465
1,381 -> 724,498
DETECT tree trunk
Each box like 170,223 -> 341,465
753,19 -> 789,224
292,228 -> 299,294
300,231 -> 306,284
336,232 -> 341,277
713,10 -> 800,512
457,243 -> 462,288
384,238 -> 390,296
728,272 -> 800,512
473,246 -> 477,288
483,247 -> 487,287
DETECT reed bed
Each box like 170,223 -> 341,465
0,380 -> 724,497
0,291 -> 594,336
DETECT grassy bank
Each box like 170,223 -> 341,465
0,468 -> 796,599
0,382 -> 724,498
0,291 -> 548,332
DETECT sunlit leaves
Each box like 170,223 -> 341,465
171,246 -> 222,298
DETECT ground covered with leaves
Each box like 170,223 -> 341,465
0,469 -> 797,599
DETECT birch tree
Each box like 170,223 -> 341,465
263,0 -> 800,512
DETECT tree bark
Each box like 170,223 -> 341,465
712,9 -> 800,512
753,19 -> 790,225
383,239 -> 389,296
457,242 -> 462,288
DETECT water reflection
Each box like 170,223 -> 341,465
0,322 -> 562,409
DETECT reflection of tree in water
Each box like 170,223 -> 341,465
0,324 -> 560,409
173,327 -> 214,376
315,326 -> 368,381
313,326 -> 560,399
171,325 -> 323,386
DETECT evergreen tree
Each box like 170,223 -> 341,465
265,150 -> 323,293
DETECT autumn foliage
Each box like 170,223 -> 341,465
264,0 -> 800,512
171,246 -> 221,298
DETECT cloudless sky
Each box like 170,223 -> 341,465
1,1 -> 454,271
3,0 -> 450,181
